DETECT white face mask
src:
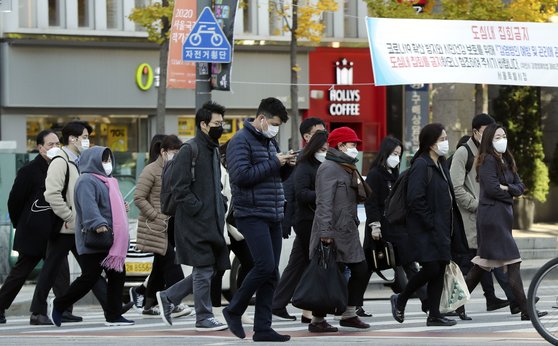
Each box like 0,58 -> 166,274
345,147 -> 359,159
493,138 -> 508,153
387,154 -> 400,168
314,152 -> 327,163
166,152 -> 175,161
261,119 -> 279,138
434,140 -> 449,156
46,147 -> 61,159
102,162 -> 113,176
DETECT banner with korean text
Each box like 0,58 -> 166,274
167,0 -> 197,89
366,17 -> 558,87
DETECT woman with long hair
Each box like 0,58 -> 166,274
456,124 -> 546,321
364,136 -> 428,316
390,123 -> 461,327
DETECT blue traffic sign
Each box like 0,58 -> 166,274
183,7 -> 231,63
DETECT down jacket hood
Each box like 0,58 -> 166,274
78,146 -> 115,176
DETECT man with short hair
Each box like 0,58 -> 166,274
156,101 -> 230,331
450,113 -> 516,317
0,131 -> 81,325
223,97 -> 295,342
273,117 -> 326,321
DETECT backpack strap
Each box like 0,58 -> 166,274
186,139 -> 199,182
463,143 -> 474,174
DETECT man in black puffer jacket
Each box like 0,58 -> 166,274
222,97 -> 295,342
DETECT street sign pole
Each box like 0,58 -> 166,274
195,0 -> 212,110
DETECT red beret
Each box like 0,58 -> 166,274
328,126 -> 361,148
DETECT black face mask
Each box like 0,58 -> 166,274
208,125 -> 224,140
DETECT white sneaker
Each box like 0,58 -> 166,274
195,317 -> 228,331
141,306 -> 160,318
171,304 -> 193,318
241,314 -> 254,325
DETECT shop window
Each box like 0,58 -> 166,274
106,0 -> 123,30
322,10 -> 334,38
19,0 -> 38,28
344,0 -> 358,38
49,0 -> 66,27
78,0 -> 94,28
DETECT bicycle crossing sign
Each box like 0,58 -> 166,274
183,7 -> 231,63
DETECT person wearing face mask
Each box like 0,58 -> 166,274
309,126 -> 372,331
0,131 -> 80,325
222,97 -> 295,342
449,114 -> 516,318
49,147 -> 134,327
390,123 -> 464,327
456,124 -> 547,321
363,136 -> 429,317
155,101 -> 229,332
33,122 -> 133,325
134,135 -> 192,319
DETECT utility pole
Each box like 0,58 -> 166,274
195,0 -> 212,110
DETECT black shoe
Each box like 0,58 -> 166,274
272,308 -> 296,321
0,309 -> 5,324
390,294 -> 404,323
301,315 -> 311,324
510,303 -> 521,315
356,307 -> 372,317
61,311 -> 83,323
426,316 -> 457,327
252,329 -> 290,342
121,301 -> 134,315
30,314 -> 53,326
223,307 -> 245,339
339,316 -> 370,329
308,320 -> 338,333
486,297 -> 510,311
458,311 -> 472,320
521,310 -> 548,321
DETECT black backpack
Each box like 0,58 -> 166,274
447,142 -> 474,175
160,139 -> 198,216
384,160 -> 432,225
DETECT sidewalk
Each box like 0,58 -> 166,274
3,223 -> 558,318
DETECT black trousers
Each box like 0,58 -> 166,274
398,260 -> 446,318
53,253 -> 126,321
30,234 -> 108,315
211,232 -> 254,307
0,253 -> 70,312
271,220 -> 312,310
144,220 -> 184,308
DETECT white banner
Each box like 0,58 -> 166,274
366,17 -> 558,87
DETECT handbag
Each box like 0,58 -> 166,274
439,260 -> 471,313
292,243 -> 348,315
369,238 -> 397,272
83,228 -> 114,251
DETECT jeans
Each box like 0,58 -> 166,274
227,217 -> 282,333
164,265 -> 214,323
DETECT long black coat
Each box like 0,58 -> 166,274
477,154 -> 524,260
364,165 -> 414,265
7,155 -> 53,257
171,131 -> 230,271
406,153 -> 466,263
294,158 -> 320,225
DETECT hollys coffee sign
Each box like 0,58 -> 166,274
329,58 -> 360,116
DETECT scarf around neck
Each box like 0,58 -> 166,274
92,173 -> 129,272
326,149 -> 371,203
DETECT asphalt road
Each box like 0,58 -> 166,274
0,288 -> 549,346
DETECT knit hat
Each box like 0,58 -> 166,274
328,127 -> 361,149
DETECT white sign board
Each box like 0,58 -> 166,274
366,17 -> 558,87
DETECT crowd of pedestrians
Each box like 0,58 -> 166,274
0,105 -> 540,341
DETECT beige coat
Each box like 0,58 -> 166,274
449,138 -> 479,249
44,148 -> 79,234
134,155 -> 170,255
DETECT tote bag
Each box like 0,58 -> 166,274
292,243 -> 348,315
439,261 -> 471,313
